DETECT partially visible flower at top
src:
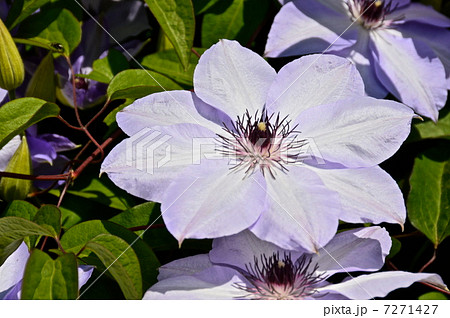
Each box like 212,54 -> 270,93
102,40 -> 415,252
0,242 -> 94,300
0,126 -> 77,189
144,228 -> 447,300
265,0 -> 450,121
55,0 -> 148,109
56,54 -> 108,109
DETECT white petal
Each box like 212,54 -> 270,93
101,123 -> 217,202
0,136 -> 21,171
143,275 -> 243,300
78,265 -> 94,289
310,166 -> 406,225
371,29 -> 447,121
158,254 -> 212,281
266,54 -> 365,121
298,97 -> 414,168
210,230 -> 306,271
117,91 -> 227,135
161,161 -> 265,243
313,227 -> 391,275
194,39 -> 276,120
317,271 -> 447,299
249,166 -> 341,252
265,1 -> 355,57
0,242 -> 29,299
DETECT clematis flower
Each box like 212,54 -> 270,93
0,242 -> 94,300
265,0 -> 450,121
102,40 -> 415,252
56,0 -> 148,109
143,228 -> 447,300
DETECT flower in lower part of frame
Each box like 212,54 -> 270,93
265,0 -> 450,121
102,40 -> 415,252
0,242 -> 94,300
143,228 -> 447,300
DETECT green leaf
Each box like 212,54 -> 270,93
411,107 -> 450,141
50,174 -> 135,211
2,200 -> 38,219
85,234 -> 142,299
0,97 -> 59,149
387,237 -> 401,259
418,291 -> 448,300
26,52 -> 56,102
109,202 -> 157,229
60,220 -> 159,290
140,48 -> 205,86
407,143 -> 450,247
78,49 -> 129,84
107,69 -> 182,101
0,136 -> 33,202
144,0 -> 195,69
201,0 -> 270,47
103,99 -> 133,127
0,216 -> 53,265
193,0 -> 221,14
17,8 -> 81,54
21,250 -> 78,299
6,0 -> 52,29
33,205 -> 61,238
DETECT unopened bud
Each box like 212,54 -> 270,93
0,18 -> 25,90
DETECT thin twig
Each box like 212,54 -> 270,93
85,99 -> 111,128
191,48 -> 201,59
58,115 -> 84,131
0,171 -> 69,180
419,249 -> 437,273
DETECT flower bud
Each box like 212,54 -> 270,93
0,18 -> 25,91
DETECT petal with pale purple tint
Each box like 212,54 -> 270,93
0,136 -> 21,171
101,123 -> 217,203
249,166 -> 340,252
312,227 -> 391,276
77,265 -> 94,289
392,3 -> 450,27
310,166 -> 406,225
0,242 -> 29,300
117,91 -> 228,135
157,254 -> 214,281
397,23 -> 450,90
370,29 -> 447,121
193,39 -> 276,119
161,160 -> 266,244
27,135 -> 57,165
265,1 -> 355,58
317,271 -> 447,299
298,96 -> 414,168
210,230 -> 306,271
329,31 -> 388,98
266,54 -> 365,120
39,134 -> 77,152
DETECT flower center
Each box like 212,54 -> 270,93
234,253 -> 327,300
347,0 -> 402,29
217,110 -> 305,179
74,77 -> 89,90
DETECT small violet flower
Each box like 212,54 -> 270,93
0,242 -> 94,300
102,40 -> 415,252
0,126 -> 77,189
265,0 -> 450,121
143,228 -> 447,300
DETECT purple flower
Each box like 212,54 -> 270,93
56,0 -> 148,109
143,228 -> 446,300
0,88 -> 7,105
0,126 -> 77,189
57,54 -> 108,109
102,40 -> 414,252
0,242 -> 94,300
265,0 -> 450,121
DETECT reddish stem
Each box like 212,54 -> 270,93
128,224 -> 166,231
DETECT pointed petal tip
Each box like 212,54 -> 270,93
413,114 -> 424,122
